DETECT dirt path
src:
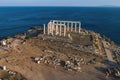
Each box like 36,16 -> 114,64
102,40 -> 115,62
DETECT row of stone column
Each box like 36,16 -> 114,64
66,22 -> 81,33
53,21 -> 81,32
44,20 -> 81,36
44,23 -> 66,36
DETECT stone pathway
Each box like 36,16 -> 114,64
102,40 -> 115,62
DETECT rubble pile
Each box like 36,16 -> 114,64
32,50 -> 95,72
33,55 -> 81,72
0,66 -> 27,80
0,36 -> 26,52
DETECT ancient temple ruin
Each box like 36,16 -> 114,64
44,20 -> 81,36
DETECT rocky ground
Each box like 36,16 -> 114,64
0,27 -> 119,80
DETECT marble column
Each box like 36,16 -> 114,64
67,22 -> 69,31
47,24 -> 50,35
49,23 -> 51,35
51,23 -> 54,35
75,23 -> 77,32
55,25 -> 57,35
64,25 -> 66,36
79,22 -> 81,33
56,22 -> 59,35
43,24 -> 46,34
49,23 -> 51,34
71,23 -> 73,32
60,25 -> 62,36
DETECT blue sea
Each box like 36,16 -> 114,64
0,7 -> 120,44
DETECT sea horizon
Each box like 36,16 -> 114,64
0,6 -> 120,8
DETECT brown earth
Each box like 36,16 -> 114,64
0,36 -> 112,80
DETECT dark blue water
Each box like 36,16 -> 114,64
0,7 -> 120,44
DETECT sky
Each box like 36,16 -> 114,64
0,0 -> 120,6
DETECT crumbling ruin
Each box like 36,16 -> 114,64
43,20 -> 81,36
